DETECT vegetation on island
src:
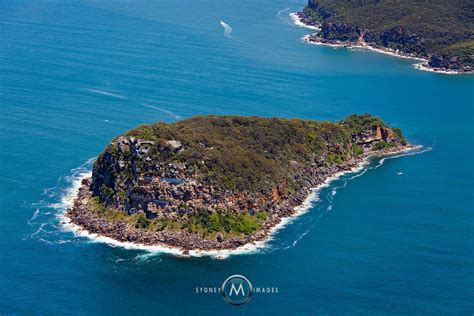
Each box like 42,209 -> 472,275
88,195 -> 268,238
84,114 -> 406,240
119,115 -> 404,192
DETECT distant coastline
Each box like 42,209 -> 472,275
291,11 -> 472,75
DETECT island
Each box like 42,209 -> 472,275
294,0 -> 473,74
66,114 -> 413,252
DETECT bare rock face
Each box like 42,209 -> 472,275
271,180 -> 287,203
428,54 -> 471,72
317,22 -> 426,56
354,126 -> 394,147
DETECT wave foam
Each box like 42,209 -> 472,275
374,145 -> 429,169
289,13 -> 320,31
58,169 -> 321,259
303,35 -> 426,63
413,62 -> 467,75
28,209 -> 41,225
55,146 -> 427,259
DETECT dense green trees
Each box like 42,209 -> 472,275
305,0 -> 473,68
122,114 -> 402,193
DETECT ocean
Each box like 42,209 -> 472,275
1,0 -> 473,314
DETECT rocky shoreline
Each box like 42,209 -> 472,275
292,11 -> 473,75
65,144 -> 415,254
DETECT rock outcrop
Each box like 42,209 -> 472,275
67,114 -> 412,251
428,54 -> 471,72
298,0 -> 473,73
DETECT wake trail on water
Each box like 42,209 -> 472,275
276,8 -> 290,20
374,146 -> 432,169
87,86 -> 185,121
143,104 -> 182,120
220,21 -> 232,37
86,89 -> 185,122
87,89 -> 127,100
216,18 -> 289,58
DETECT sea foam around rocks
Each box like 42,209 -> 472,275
291,15 -> 471,74
56,146 -> 426,259
289,13 -> 320,31
301,34 -> 426,63
413,62 -> 466,75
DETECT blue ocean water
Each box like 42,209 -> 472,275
1,0 -> 473,314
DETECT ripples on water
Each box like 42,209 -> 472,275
2,0 -> 473,313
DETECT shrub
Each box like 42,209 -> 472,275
352,144 -> 364,156
100,184 -> 114,198
373,141 -> 388,150
135,213 -> 150,229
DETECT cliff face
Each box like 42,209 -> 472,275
71,114 -> 406,247
91,137 -> 194,216
353,126 -> 393,147
302,0 -> 473,72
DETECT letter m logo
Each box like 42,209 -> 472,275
229,283 -> 245,296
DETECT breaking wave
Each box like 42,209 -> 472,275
289,12 -> 321,31
25,158 -> 95,245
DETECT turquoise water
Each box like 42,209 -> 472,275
1,0 -> 473,314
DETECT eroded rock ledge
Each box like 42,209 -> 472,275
66,114 -> 413,251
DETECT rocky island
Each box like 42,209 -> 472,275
294,0 -> 473,74
66,114 -> 413,252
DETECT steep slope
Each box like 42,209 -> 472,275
299,0 -> 473,72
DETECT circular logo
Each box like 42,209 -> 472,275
221,275 -> 253,305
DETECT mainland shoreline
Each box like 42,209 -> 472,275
290,12 -> 470,75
